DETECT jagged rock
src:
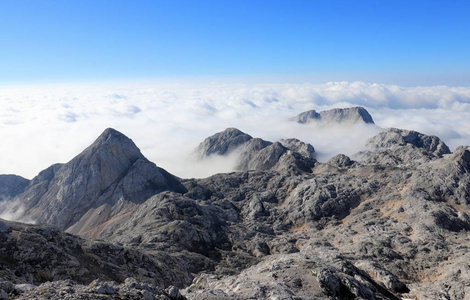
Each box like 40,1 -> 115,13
239,142 -> 287,171
280,138 -> 316,159
3,125 -> 470,300
195,128 -> 316,172
167,286 -> 185,300
352,128 -> 452,170
12,277 -> 187,300
184,249 -> 399,300
294,106 -> 375,124
327,154 -> 354,168
194,127 -> 253,158
0,219 -> 178,288
366,127 -> 450,158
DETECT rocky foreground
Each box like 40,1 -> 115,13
1,107 -> 470,299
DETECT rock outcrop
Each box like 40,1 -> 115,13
366,127 -> 450,157
294,106 -> 375,124
0,219 -> 182,288
195,128 -> 316,172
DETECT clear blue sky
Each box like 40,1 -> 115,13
0,0 -> 469,85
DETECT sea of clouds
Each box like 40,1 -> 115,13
1,81 -> 470,179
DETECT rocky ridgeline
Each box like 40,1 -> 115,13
194,128 -> 316,173
1,107 -> 470,299
293,106 -> 375,124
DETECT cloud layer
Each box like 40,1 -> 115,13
1,81 -> 470,179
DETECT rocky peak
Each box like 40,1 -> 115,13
0,175 -> 29,202
10,128 -> 185,232
327,154 -> 354,168
195,129 -> 316,172
195,127 -> 253,158
293,110 -> 320,124
280,138 -> 315,159
294,106 -> 375,124
366,128 -> 451,158
79,127 -> 144,172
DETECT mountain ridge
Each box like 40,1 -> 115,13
293,106 -> 375,124
2,116 -> 470,299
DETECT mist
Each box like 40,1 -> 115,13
1,81 -> 470,180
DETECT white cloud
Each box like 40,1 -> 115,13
1,81 -> 470,179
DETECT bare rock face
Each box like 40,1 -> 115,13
366,127 -> 450,158
12,278 -> 187,300
352,128 -> 452,169
195,128 -> 316,173
9,128 -> 186,234
0,219 -> 182,289
0,175 -> 29,202
294,106 -> 375,124
194,127 -> 254,158
280,138 -> 316,159
294,109 -> 321,123
327,154 -> 354,168
3,124 -> 470,300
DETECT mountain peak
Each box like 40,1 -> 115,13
92,127 -> 135,146
195,127 -> 253,158
294,110 -> 320,124
81,128 -> 144,165
366,128 -> 451,158
13,128 -> 185,231
294,106 -> 375,124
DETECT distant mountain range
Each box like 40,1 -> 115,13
1,107 -> 470,299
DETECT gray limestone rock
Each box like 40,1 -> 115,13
11,277 -> 187,299
0,219 -> 181,288
327,154 -> 354,168
194,127 -> 254,159
0,175 -> 29,202
294,109 -> 321,124
3,125 -> 470,300
7,128 -> 186,234
280,138 -> 316,159
195,128 -> 316,173
366,127 -> 450,158
294,106 -> 375,124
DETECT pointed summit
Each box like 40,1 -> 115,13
93,128 -> 134,145
80,127 -> 144,168
11,128 -> 185,231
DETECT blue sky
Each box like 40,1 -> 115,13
0,0 -> 469,85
